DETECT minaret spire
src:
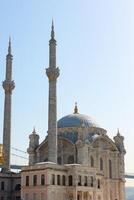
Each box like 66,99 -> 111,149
2,40 -> 15,172
8,37 -> 11,55
51,20 -> 55,39
46,22 -> 60,163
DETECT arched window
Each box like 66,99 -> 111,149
78,175 -> 81,186
90,176 -> 93,187
84,176 -> 87,186
90,156 -> 94,167
62,175 -> 66,186
1,182 -> 4,191
51,174 -> 55,185
68,155 -> 74,164
100,158 -> 103,170
26,176 -> 29,186
58,156 -> 62,165
68,175 -> 73,186
41,174 -> 45,185
97,179 -> 100,189
57,175 -> 61,185
33,175 -> 37,186
109,160 -> 112,178
15,184 -> 21,191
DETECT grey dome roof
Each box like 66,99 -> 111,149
58,113 -> 100,128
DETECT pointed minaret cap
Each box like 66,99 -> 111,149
74,102 -> 79,114
8,37 -> 11,55
117,128 -> 120,136
51,19 -> 55,39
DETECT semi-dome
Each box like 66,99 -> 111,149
58,104 -> 100,128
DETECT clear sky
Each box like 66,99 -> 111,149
0,0 -> 134,180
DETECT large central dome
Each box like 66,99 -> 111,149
58,113 -> 100,128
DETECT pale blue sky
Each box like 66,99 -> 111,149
0,0 -> 134,178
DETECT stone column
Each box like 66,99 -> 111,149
2,39 -> 15,172
46,21 -> 60,163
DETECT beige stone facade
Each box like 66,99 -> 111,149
21,23 -> 126,200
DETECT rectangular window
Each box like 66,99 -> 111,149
26,176 -> 29,186
33,175 -> 37,186
1,182 -> 4,190
41,174 -> 45,185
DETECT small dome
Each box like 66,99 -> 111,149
58,113 -> 100,128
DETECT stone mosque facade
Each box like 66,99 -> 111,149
0,23 -> 126,200
21,23 -> 126,200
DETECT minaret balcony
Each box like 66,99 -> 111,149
46,67 -> 60,81
2,80 -> 15,93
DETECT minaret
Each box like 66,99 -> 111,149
2,38 -> 15,172
46,21 -> 60,163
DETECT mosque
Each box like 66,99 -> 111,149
0,22 -> 126,200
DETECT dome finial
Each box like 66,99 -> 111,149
32,126 -> 36,134
74,102 -> 79,114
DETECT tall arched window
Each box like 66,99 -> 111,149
62,175 -> 66,186
41,174 -> 45,185
33,175 -> 37,186
90,156 -> 94,167
68,175 -> 73,186
90,176 -> 93,187
57,175 -> 61,185
97,179 -> 100,189
51,174 -> 55,185
109,160 -> 112,178
100,158 -> 103,171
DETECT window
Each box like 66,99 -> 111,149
68,175 -> 73,186
97,179 -> 100,189
109,160 -> 112,178
84,176 -> 87,186
15,184 -> 21,191
26,176 -> 29,186
15,197 -> 21,200
41,175 -> 45,185
100,158 -> 103,171
1,182 -> 4,191
57,175 -> 61,185
58,157 -> 62,165
90,156 -> 94,167
78,175 -> 81,186
68,155 -> 74,164
51,174 -> 55,185
62,175 -> 66,186
77,194 -> 80,200
91,176 -> 93,187
33,175 -> 37,186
